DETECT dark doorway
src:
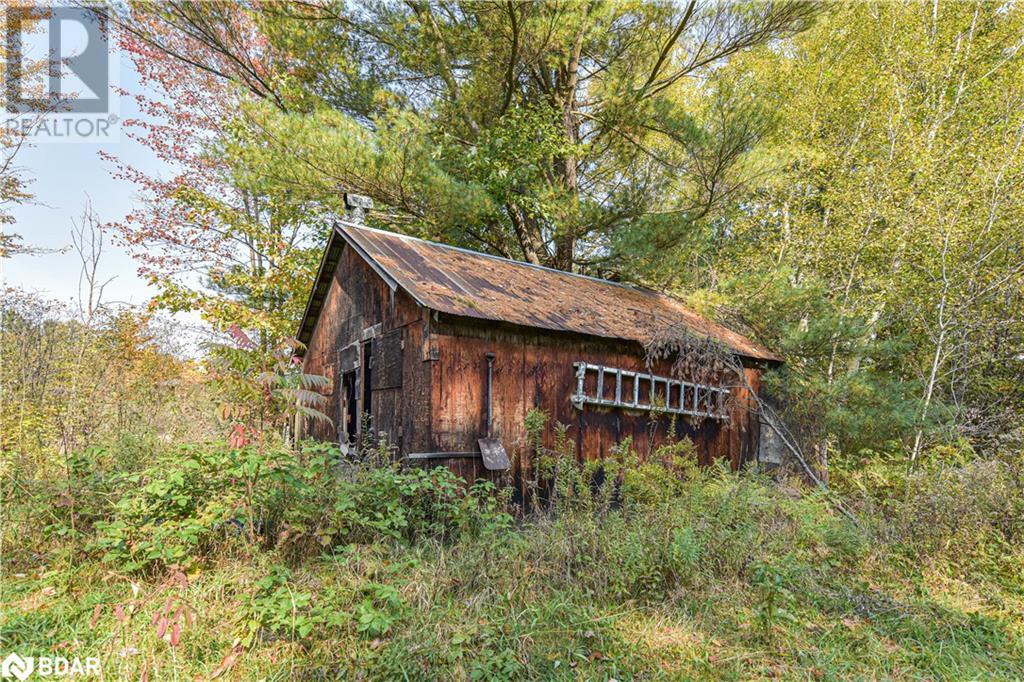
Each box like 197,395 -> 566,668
361,340 -> 373,431
341,370 -> 357,444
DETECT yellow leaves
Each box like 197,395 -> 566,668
216,403 -> 251,423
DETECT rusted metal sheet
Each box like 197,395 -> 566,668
299,222 -> 781,363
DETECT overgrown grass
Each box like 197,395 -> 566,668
2,438 -> 1023,680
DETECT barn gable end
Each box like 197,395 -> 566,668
300,241 -> 432,455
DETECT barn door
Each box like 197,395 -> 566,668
369,329 -> 404,451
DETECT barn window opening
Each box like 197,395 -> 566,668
571,362 -> 729,419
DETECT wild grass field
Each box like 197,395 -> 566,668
3,436 -> 1022,681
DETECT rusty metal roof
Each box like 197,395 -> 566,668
297,222 -> 781,362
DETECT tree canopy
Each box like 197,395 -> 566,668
101,0 -> 1024,463
112,1 -> 815,271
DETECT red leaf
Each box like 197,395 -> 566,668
170,620 -> 181,647
228,423 -> 249,448
227,323 -> 255,350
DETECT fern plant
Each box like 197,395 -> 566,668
209,325 -> 332,448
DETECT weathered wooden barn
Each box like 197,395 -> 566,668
296,221 -> 782,486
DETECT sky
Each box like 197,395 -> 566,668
2,10 -> 170,311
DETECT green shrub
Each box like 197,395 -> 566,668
354,582 -> 404,637
278,462 -> 513,560
90,443 -> 311,572
511,436 -> 864,612
242,564 -> 356,645
886,459 -> 1024,564
751,562 -> 796,641
835,451 -> 1024,571
82,439 -> 514,573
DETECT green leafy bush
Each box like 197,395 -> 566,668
90,443 -> 310,571
242,564 -> 356,645
82,439 -> 513,573
834,450 -> 1024,573
354,582 -> 404,637
277,460 -> 513,561
751,562 -> 796,641
879,458 -> 1024,574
